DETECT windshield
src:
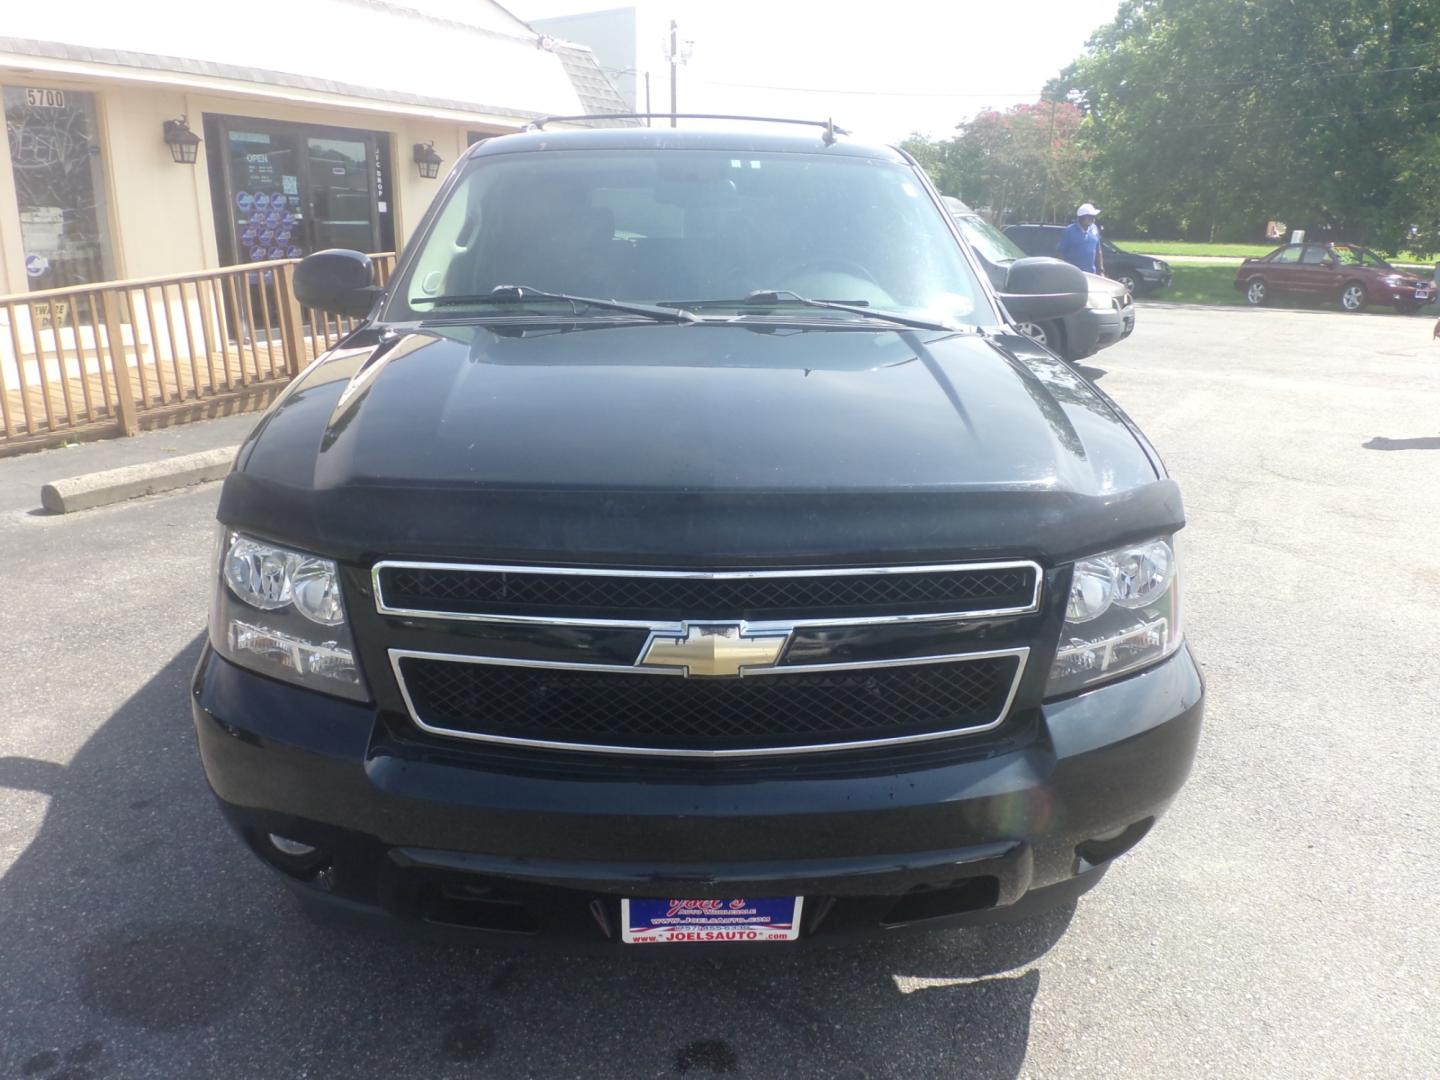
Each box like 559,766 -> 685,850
1333,245 -> 1391,269
950,213 -> 1028,266
387,149 -> 990,325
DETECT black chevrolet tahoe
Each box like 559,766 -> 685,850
193,121 -> 1203,946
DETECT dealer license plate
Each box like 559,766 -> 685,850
1416,288 -> 1432,300
620,897 -> 803,944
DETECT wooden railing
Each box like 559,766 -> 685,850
0,253 -> 395,454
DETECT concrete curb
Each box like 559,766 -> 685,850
40,446 -> 238,514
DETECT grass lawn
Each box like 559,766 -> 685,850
1120,241 -> 1279,259
1151,264 -> 1247,305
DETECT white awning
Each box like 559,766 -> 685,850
1,0 -> 586,122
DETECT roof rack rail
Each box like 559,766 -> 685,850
525,113 -> 849,145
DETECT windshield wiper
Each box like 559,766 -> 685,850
661,290 -> 959,332
411,285 -> 699,324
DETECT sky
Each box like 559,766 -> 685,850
511,0 -> 1123,143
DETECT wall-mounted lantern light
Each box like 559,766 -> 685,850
163,116 -> 202,164
413,141 -> 443,180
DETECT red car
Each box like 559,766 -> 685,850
1234,242 -> 1436,313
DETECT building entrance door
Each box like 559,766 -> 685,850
205,115 -> 393,266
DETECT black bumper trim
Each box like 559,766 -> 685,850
282,861 -> 1109,948
194,642 -> 1203,941
389,839 -> 1032,903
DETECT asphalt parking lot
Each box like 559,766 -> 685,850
1,303 -> 1437,1079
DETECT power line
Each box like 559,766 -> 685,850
697,61 -> 1437,101
1110,63 -> 1436,95
695,79 -> 1044,98
1099,38 -> 1440,87
1159,95 -> 1440,132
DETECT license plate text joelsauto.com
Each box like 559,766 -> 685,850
621,898 -> 804,944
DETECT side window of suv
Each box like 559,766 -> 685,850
1299,246 -> 1329,265
1007,226 -> 1050,256
408,176 -> 483,299
1272,246 -> 1302,264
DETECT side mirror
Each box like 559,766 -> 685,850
293,249 -> 382,319
998,257 -> 1088,323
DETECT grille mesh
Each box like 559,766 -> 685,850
397,654 -> 1020,752
379,565 -> 1036,622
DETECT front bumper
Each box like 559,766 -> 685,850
193,641 -> 1203,943
1385,284 -> 1434,307
1060,307 -> 1126,359
1135,267 -> 1171,289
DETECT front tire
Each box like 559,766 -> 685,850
1244,277 -> 1267,305
1115,273 -> 1138,294
1340,281 -> 1368,312
1015,320 -> 1064,355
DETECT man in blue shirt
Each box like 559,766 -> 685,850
1057,203 -> 1105,275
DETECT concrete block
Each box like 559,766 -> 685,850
41,446 -> 238,514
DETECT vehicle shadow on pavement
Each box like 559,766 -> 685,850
1362,435 -> 1440,451
0,639 -> 1072,1080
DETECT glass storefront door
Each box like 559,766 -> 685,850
305,136 -> 374,251
224,127 -> 305,263
4,85 -> 116,290
205,115 -> 393,266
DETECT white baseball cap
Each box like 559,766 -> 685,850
1076,203 -> 1101,217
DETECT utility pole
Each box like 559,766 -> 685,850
644,72 -> 652,126
1040,97 -> 1057,224
669,20 -> 678,127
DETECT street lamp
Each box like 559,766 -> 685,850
412,141 -> 443,180
163,117 -> 201,164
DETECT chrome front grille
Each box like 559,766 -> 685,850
375,559 -> 1041,757
390,649 -> 1028,757
373,560 -> 1041,628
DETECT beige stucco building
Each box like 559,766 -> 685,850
0,0 -> 625,296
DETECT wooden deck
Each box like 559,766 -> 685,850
0,253 -> 392,455
1,337 -> 327,450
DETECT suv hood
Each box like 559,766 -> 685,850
222,323 -> 1181,564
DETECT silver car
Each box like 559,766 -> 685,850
945,198 -> 1134,362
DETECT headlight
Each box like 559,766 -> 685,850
1384,274 -> 1405,286
291,557 -> 347,626
1046,537 -> 1181,697
1086,291 -> 1117,310
211,529 -> 368,700
224,535 -> 294,610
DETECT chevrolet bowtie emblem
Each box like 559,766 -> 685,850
638,623 -> 790,678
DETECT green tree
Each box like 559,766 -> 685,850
900,132 -> 965,196
1057,0 -> 1440,252
904,99 -> 1089,223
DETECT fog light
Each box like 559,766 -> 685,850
1075,818 -> 1154,872
268,833 -> 317,857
